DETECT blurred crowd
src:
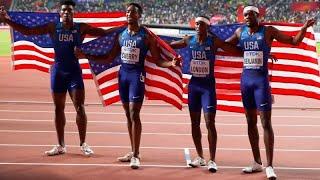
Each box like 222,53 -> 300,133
9,0 -> 320,26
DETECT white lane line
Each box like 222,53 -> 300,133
1,109 -> 320,118
0,144 -> 319,152
2,100 -> 320,110
184,148 -> 191,167
0,100 -> 184,107
1,118 -> 320,127
0,130 -> 320,138
0,162 -> 320,170
0,110 -> 187,116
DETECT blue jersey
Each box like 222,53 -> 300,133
119,27 -> 149,72
239,25 -> 271,75
185,35 -> 215,80
52,22 -> 82,73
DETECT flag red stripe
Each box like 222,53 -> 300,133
277,31 -> 314,40
104,96 -> 121,106
272,88 -> 320,100
82,74 -> 92,79
14,45 -> 54,58
75,12 -> 126,18
217,105 -> 244,113
145,66 -> 183,90
217,94 -> 242,101
145,79 -> 182,100
272,64 -> 319,76
13,64 -> 50,73
80,63 -> 90,69
272,41 -> 316,52
88,22 -> 127,28
13,55 -> 53,65
271,53 -> 318,64
215,72 -> 241,79
96,71 -> 118,85
272,76 -> 320,87
99,83 -> 118,95
146,91 -> 182,110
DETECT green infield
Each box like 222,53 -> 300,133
0,29 -> 11,56
317,42 -> 320,56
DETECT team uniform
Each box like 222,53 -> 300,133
186,35 -> 216,113
118,28 -> 149,103
239,25 -> 272,111
51,22 -> 84,93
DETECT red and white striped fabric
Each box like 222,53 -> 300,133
12,12 -> 126,79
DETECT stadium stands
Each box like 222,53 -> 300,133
10,0 -> 320,26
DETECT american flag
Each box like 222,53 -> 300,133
9,11 -> 127,79
9,12 -> 319,112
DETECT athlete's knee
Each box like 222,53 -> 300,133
125,111 -> 131,120
54,104 -> 65,114
205,119 -> 216,130
261,119 -> 273,131
247,118 -> 258,129
75,104 -> 86,116
129,110 -> 141,122
190,116 -> 200,127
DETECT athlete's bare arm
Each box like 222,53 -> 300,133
80,23 -> 122,37
75,35 -> 121,63
0,6 -> 54,35
214,36 -> 242,55
146,33 -> 176,67
225,27 -> 242,45
266,18 -> 315,46
169,35 -> 190,49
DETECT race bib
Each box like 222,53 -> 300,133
243,51 -> 263,69
190,59 -> 210,77
121,46 -> 140,64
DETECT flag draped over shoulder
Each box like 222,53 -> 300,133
80,27 -> 183,109
9,12 -> 320,113
9,11 -> 126,79
207,22 -> 319,112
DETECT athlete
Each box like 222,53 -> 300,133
75,3 -> 177,169
169,16 -> 242,172
0,0 -> 121,156
226,5 -> 315,179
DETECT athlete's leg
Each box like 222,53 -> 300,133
190,111 -> 203,158
69,89 -> 87,146
122,102 -> 134,152
188,82 -> 203,159
127,71 -> 145,158
204,112 -> 216,161
241,77 -> 262,165
52,92 -> 67,147
129,102 -> 143,158
255,78 -> 273,167
245,109 -> 262,164
50,66 -> 68,147
202,84 -> 217,162
260,111 -> 274,167
117,70 -> 136,161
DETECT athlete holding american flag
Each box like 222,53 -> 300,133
75,3 -> 178,169
226,5 -> 315,179
0,0 -> 121,157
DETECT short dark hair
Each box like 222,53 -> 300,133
60,0 -> 76,7
198,15 -> 210,21
127,3 -> 143,14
